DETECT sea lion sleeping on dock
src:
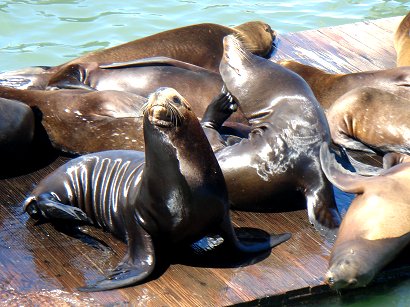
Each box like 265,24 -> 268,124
394,11 -> 410,66
0,21 -> 276,90
320,143 -> 410,290
278,60 -> 410,112
22,87 -> 290,291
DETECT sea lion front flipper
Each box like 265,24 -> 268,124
78,219 -> 156,292
201,89 -> 236,130
218,214 -> 291,253
23,193 -> 90,223
100,56 -> 210,73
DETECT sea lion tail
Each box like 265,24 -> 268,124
320,142 -> 366,194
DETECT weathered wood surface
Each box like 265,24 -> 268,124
0,16 -> 406,306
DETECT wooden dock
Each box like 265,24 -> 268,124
0,16 -> 408,306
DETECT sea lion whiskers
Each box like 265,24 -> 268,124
144,90 -> 185,127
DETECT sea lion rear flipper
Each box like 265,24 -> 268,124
78,223 -> 155,292
100,56 -> 209,73
47,64 -> 96,91
319,142 -> 367,194
23,193 -> 90,223
338,146 -> 383,176
218,214 -> 291,253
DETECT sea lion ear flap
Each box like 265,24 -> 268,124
319,143 -> 365,194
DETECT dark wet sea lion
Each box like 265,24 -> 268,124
326,86 -> 410,154
0,86 -> 147,154
394,11 -> 410,66
320,143 -> 410,289
278,60 -> 410,111
203,35 -> 341,234
47,57 -> 249,124
22,87 -> 291,291
0,97 -> 35,157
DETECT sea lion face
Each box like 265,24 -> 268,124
325,244 -> 375,289
234,21 -> 276,57
219,35 -> 260,103
143,87 -> 191,129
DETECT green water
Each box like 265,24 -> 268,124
0,0 -> 410,70
0,0 -> 410,305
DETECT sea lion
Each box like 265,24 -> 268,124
326,86 -> 410,154
394,11 -> 410,66
61,21 -> 275,72
278,60 -> 410,111
202,35 -> 341,234
22,87 -> 291,291
1,21 -> 275,89
320,142 -> 410,289
0,86 -> 147,154
0,97 -> 35,157
46,57 -> 248,124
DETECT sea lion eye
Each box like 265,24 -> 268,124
173,96 -> 182,104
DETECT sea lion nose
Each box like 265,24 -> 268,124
150,105 -> 166,118
325,272 -> 335,286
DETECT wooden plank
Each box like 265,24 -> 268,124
0,16 -> 407,306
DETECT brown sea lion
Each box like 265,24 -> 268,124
394,11 -> 410,66
0,86 -> 147,154
202,35 -> 341,235
46,57 -> 248,124
320,143 -> 410,289
326,86 -> 410,154
1,21 -> 275,89
61,21 -> 275,72
278,60 -> 410,111
22,87 -> 291,291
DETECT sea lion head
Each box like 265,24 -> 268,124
233,21 -> 276,57
142,87 -> 214,161
142,87 -> 191,129
325,240 -> 376,290
219,35 -> 279,116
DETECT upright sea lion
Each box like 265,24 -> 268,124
22,87 -> 291,291
326,86 -> 410,154
278,60 -> 410,110
203,35 -> 341,234
320,143 -> 410,289
394,11 -> 410,66
1,21 -> 275,89
0,86 -> 147,154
